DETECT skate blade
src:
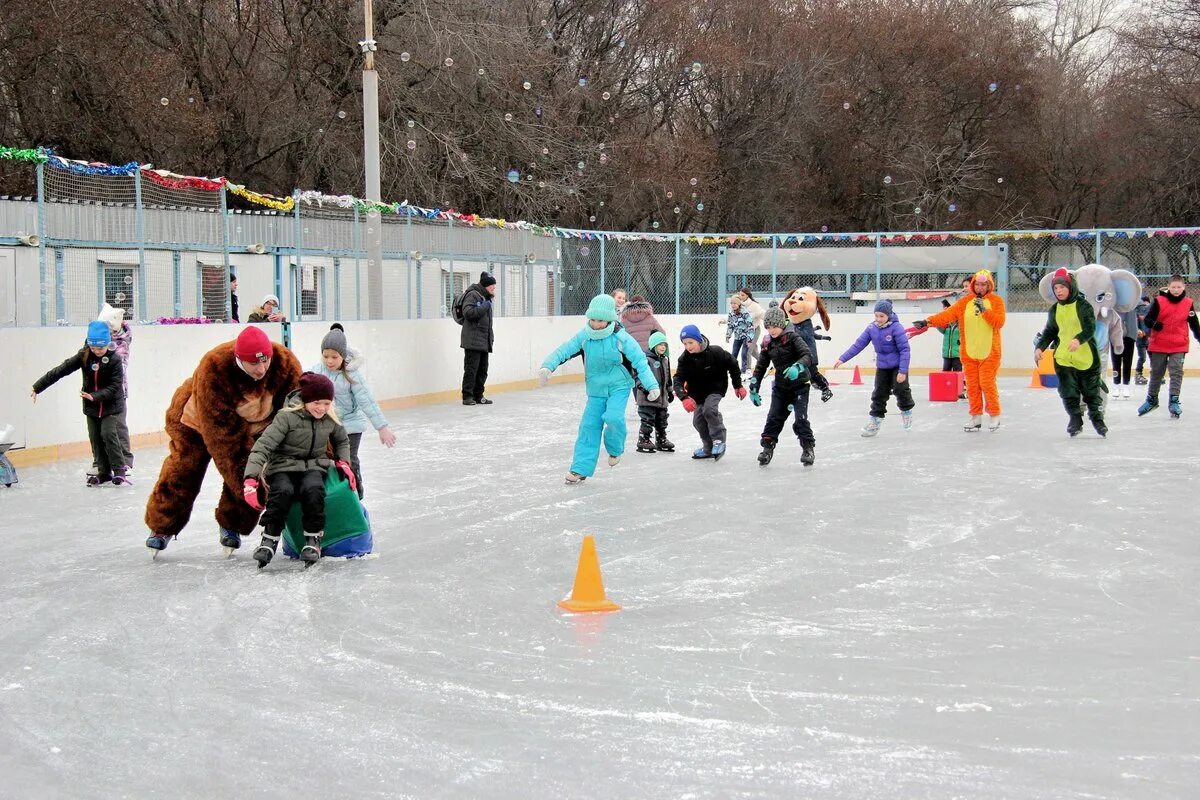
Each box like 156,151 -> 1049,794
222,546 -> 235,559
151,550 -> 160,560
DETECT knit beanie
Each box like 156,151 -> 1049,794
98,303 -> 125,331
262,294 -> 280,307
679,323 -> 703,343
585,293 -> 618,322
479,271 -> 497,288
86,320 -> 112,348
648,330 -> 669,355
234,326 -> 273,363
321,329 -> 349,360
873,299 -> 894,316
1051,268 -> 1072,292
298,371 -> 335,403
763,307 -> 788,330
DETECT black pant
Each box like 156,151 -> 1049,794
637,405 -> 669,437
942,357 -> 962,372
1054,362 -> 1104,421
1135,337 -> 1148,373
761,383 -> 814,447
260,469 -> 326,534
86,415 -> 125,478
462,350 -> 489,400
1111,338 -> 1134,385
347,432 -> 364,499
870,367 -> 915,418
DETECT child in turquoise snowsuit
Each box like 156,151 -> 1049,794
539,294 -> 660,484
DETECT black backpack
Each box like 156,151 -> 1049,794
452,289 -> 470,325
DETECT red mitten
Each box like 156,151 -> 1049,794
336,460 -> 358,493
681,397 -> 697,413
735,387 -> 748,400
242,478 -> 263,511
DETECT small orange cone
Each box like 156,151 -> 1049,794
850,365 -> 864,385
557,535 -> 621,613
1028,369 -> 1044,389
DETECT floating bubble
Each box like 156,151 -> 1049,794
523,81 -> 532,90
540,19 -> 547,26
696,202 -> 704,210
598,143 -> 606,151
914,207 -> 922,214
577,160 -> 586,169
337,110 -> 347,119
977,219 -> 984,226
504,112 -> 514,122
406,119 -> 416,128
317,127 -> 324,134
598,201 -> 604,207
948,203 -> 958,212
691,192 -> 697,198
883,175 -> 892,185
534,106 -> 543,118
601,91 -> 611,100
443,57 -> 454,67
843,102 -> 851,110
115,292 -> 126,302
187,96 -> 195,104
821,225 -> 828,232
506,169 -> 520,183
587,14 -> 594,23
477,68 -> 486,76
689,177 -> 698,186
159,97 -> 169,106
599,153 -> 608,164
703,103 -> 713,113
541,147 -> 550,155
580,246 -> 590,256
123,275 -> 134,285
988,82 -> 998,93
588,216 -> 596,222
578,76 -> 589,87
673,206 -> 681,214
406,140 -> 416,150
652,221 -> 660,229
618,39 -> 626,48
997,177 -> 1004,184
1183,244 -> 1191,253
831,260 -> 838,268
400,52 -> 411,62
691,61 -> 702,74
525,175 -> 532,182
537,181 -> 546,188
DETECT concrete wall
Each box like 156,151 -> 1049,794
2,311 -> 1067,453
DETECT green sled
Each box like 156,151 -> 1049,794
281,466 -> 373,558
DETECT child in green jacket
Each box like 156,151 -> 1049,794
1034,269 -> 1106,438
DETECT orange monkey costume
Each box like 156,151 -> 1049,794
922,270 -> 1006,421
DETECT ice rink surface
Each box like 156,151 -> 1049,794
1,377 -> 1198,799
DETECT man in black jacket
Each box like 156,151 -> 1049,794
461,271 -> 497,405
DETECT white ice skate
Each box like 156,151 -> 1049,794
901,410 -> 913,430
861,416 -> 881,437
988,415 -> 1002,432
1122,385 -> 1131,399
964,415 -> 982,432
607,455 -> 621,467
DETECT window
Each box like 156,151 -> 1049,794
198,263 -> 229,321
441,271 -> 467,317
300,264 -> 324,318
102,264 -> 136,319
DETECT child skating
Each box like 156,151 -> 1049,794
833,300 -> 914,437
31,321 -> 129,486
1034,269 -> 1107,437
750,307 -> 816,466
725,294 -> 755,374
538,294 -> 660,484
634,330 -> 676,453
1138,275 -> 1200,418
672,324 -> 745,460
242,372 -> 355,567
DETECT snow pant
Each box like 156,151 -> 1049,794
730,338 -> 751,372
692,393 -> 727,449
91,407 -> 133,473
761,382 -> 814,447
462,349 -> 489,401
1147,352 -> 1185,401
1054,362 -> 1104,422
86,415 -> 125,479
145,385 -> 263,540
570,388 -> 630,478
347,432 -> 364,499
870,367 -> 915,418
942,357 -> 962,372
637,405 -> 669,438
259,469 -> 327,534
1135,337 -> 1148,374
1111,337 -> 1134,385
962,355 -> 1001,416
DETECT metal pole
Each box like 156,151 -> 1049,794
134,169 -> 147,321
362,0 -> 384,319
172,251 -> 181,317
353,207 -> 362,320
292,189 -> 303,321
599,237 -> 606,296
447,217 -> 455,317
874,234 -> 883,300
220,185 -> 232,321
770,235 -> 778,301
1095,229 -> 1103,264
405,212 -> 413,319
36,163 -> 47,325
674,235 -> 681,313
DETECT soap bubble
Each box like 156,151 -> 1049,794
578,76 -> 589,87
406,119 -> 415,128
702,103 -> 713,113
115,292 -> 126,302
689,177 -> 698,186
843,102 -> 851,110
988,82 -> 997,93
587,14 -> 594,23
504,112 -> 513,122
537,181 -> 545,188
400,52 -> 411,62
666,191 -> 674,199
159,97 -> 169,106
948,203 -> 958,212
580,246 -> 590,256
691,192 -> 697,198
187,96 -> 195,104
601,91 -> 611,100
883,175 -> 892,185
477,68 -> 486,76
599,153 -> 608,164
523,81 -> 532,90
618,39 -> 626,48
123,275 -> 134,285
652,221 -> 660,229
691,62 -> 702,74
673,206 -> 681,214
1182,243 -> 1191,253
541,147 -> 550,155
696,202 -> 705,210
506,169 -> 520,183
588,216 -> 596,222
337,110 -> 347,119
443,57 -> 454,67
406,140 -> 416,150
821,225 -> 828,232
525,175 -> 532,182
997,177 -> 1004,184
598,201 -> 605,207
831,260 -> 838,268
577,160 -> 585,169
317,127 -> 324,134
914,207 -> 922,214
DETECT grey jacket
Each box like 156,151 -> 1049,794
460,284 -> 495,352
244,393 -> 352,478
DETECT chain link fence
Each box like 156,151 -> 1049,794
2,158 -> 1198,327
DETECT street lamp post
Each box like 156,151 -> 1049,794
361,0 -> 384,320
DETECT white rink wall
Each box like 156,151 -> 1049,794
2,312 -> 1054,450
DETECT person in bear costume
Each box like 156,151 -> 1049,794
145,326 -> 303,554
780,286 -> 834,402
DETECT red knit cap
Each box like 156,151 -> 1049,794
298,372 -> 335,403
234,326 -> 273,363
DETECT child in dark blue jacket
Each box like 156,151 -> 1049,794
834,300 -> 914,437
750,307 -> 816,466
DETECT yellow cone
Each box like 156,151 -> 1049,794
557,535 -> 621,613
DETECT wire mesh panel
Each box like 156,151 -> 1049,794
42,165 -> 138,244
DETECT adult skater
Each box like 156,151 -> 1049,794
144,326 -> 302,553
460,271 -> 496,406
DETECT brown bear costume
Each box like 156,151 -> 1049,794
145,327 -> 302,550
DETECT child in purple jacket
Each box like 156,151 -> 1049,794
833,299 -> 914,437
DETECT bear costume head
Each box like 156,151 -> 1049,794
781,287 -> 831,331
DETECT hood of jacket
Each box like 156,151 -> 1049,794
1159,287 -> 1188,304
621,299 -> 654,323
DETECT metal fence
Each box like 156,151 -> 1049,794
1,160 -> 1197,327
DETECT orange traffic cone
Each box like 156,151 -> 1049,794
850,365 -> 864,385
1028,369 -> 1044,389
557,535 -> 621,613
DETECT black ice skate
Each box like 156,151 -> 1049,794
1169,395 -> 1182,418
1067,413 -> 1084,437
655,433 -> 675,452
636,436 -> 656,453
253,532 -> 280,569
757,442 -> 775,466
301,533 -> 322,567
219,527 -> 242,557
1091,417 -> 1108,438
146,533 -> 175,559
801,445 -> 815,466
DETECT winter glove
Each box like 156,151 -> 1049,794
336,460 -> 358,493
912,319 -> 929,330
537,367 -> 552,387
647,388 -> 661,402
242,478 -> 263,511
750,390 -> 762,407
735,387 -> 747,400
1152,321 -> 1164,332
681,397 -> 698,413
783,363 -> 806,381
748,376 -> 759,390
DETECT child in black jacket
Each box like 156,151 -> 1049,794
31,321 -> 129,485
750,307 -> 816,466
635,330 -> 676,453
672,324 -> 745,460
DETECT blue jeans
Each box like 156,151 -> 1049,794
570,389 -> 631,477
730,338 -> 750,371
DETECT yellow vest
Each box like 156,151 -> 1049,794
1053,301 -> 1094,370
963,297 -> 994,360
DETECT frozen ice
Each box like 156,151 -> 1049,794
1,378 -> 1197,798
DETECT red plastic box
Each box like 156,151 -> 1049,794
928,371 -> 964,402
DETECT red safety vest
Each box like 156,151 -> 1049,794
1149,295 -> 1194,354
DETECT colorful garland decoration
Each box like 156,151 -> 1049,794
227,183 -> 294,211
140,168 -> 224,192
0,146 -> 50,163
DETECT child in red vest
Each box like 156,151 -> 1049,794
1138,274 -> 1200,418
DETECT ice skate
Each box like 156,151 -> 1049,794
1121,385 -> 1131,399
253,532 -> 280,569
635,436 -> 656,453
655,433 -> 675,452
1067,413 -> 1083,437
146,533 -> 175,559
988,415 -> 1002,432
821,387 -> 833,403
800,445 -> 815,466
963,415 -> 982,432
1137,397 -> 1158,416
860,416 -> 881,437
219,527 -> 241,557
300,533 -> 322,566
565,471 -> 587,485
86,474 -> 108,487
607,455 -> 621,467
711,441 -> 726,461
111,473 -> 132,486
757,443 -> 775,466
901,410 -> 913,430
692,447 -> 713,459
1135,373 -> 1147,385
1168,395 -> 1182,418
1091,417 -> 1108,438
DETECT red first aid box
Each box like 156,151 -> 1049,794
928,371 -> 964,402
